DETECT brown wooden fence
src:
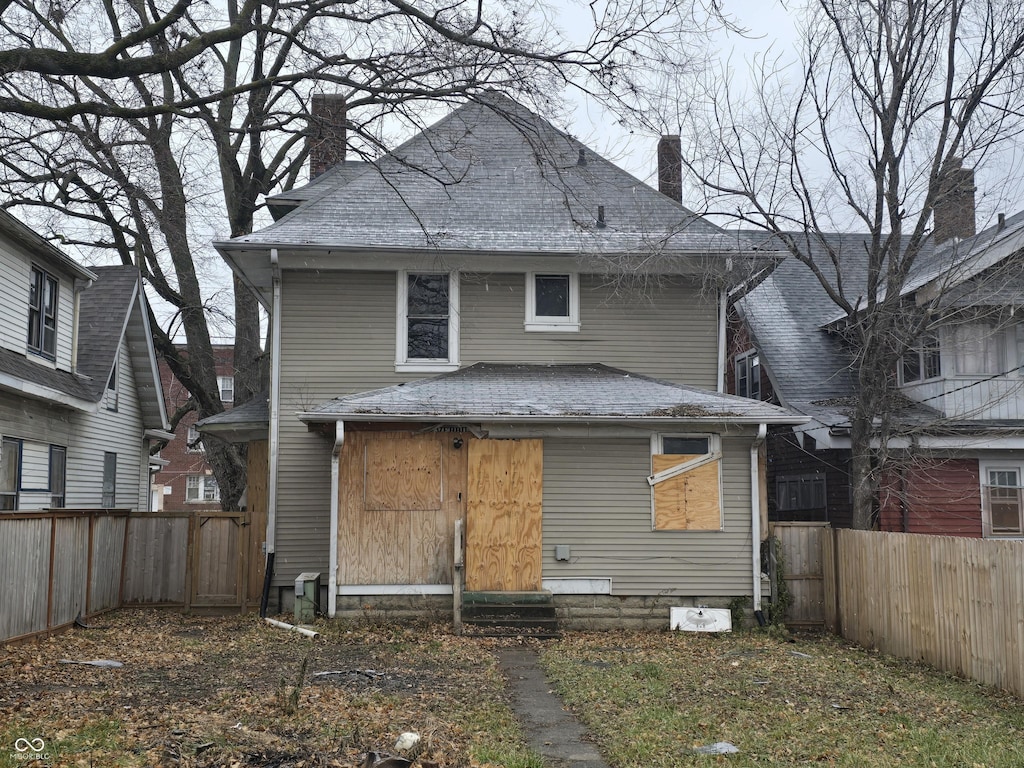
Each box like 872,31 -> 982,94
823,529 -> 1024,699
771,522 -> 829,627
0,508 -> 263,644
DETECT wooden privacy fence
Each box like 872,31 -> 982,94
0,509 -> 264,644
824,529 -> 1024,699
771,522 -> 829,627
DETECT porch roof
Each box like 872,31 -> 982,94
298,363 -> 805,425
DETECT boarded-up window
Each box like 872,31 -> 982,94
650,435 -> 722,531
364,435 -> 443,511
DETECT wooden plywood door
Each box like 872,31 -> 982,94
337,432 -> 467,586
465,439 -> 543,592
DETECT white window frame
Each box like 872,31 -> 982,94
395,271 -> 460,373
106,354 -> 119,411
525,272 -> 580,332
734,349 -> 761,400
186,424 -> 204,453
899,334 -> 942,385
27,265 -> 59,360
218,375 -> 234,403
648,433 -> 724,532
980,462 -> 1024,538
185,473 -> 220,503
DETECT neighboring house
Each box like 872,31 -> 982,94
730,195 -> 1024,539
152,346 -> 235,511
0,209 -> 172,511
210,93 -> 803,624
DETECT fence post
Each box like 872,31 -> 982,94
831,527 -> 842,637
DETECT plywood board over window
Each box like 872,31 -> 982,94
650,443 -> 723,531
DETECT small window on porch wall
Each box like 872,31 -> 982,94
525,273 -> 579,332
396,272 -> 460,372
982,467 -> 1023,537
900,335 -> 941,384
649,434 -> 722,531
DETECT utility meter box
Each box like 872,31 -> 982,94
294,572 -> 321,623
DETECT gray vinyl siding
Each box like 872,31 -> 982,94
66,338 -> 146,510
273,269 -> 724,587
0,237 -> 75,370
541,436 -> 754,596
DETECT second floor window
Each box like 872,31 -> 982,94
900,335 -> 941,384
218,375 -> 234,403
776,474 -> 827,512
396,271 -> 459,371
28,266 -> 58,359
186,424 -> 204,453
186,474 -> 220,502
525,273 -> 580,332
735,350 -> 761,399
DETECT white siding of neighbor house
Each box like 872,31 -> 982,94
65,339 -> 147,510
272,269 -> 725,587
542,435 -> 755,597
0,236 -> 76,371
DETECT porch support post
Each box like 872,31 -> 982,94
717,287 -> 727,393
751,423 -> 767,611
328,419 -> 344,618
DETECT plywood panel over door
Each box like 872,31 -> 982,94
466,439 -> 543,591
338,431 -> 467,586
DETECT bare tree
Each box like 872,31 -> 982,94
682,0 -> 1024,529
0,0 -> 727,508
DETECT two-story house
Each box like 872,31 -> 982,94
212,93 -> 803,626
731,193 -> 1024,538
152,345 -> 236,511
0,209 -> 172,511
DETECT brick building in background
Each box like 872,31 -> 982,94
152,345 -> 234,511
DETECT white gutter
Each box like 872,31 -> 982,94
751,423 -> 767,612
267,249 -> 282,556
717,287 -> 727,393
328,420 -> 344,618
298,413 -> 808,426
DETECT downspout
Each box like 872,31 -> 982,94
328,420 -> 344,618
751,423 -> 767,617
260,248 -> 282,617
717,288 -> 727,393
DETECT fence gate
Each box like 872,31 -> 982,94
771,521 -> 830,627
190,512 -> 246,609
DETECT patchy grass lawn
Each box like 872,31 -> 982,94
2,611 -> 1022,768
0,610 -> 539,768
541,629 -> 1024,767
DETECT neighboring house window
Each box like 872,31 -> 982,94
49,445 -> 66,508
900,335 -> 941,384
106,358 -> 119,411
981,466 -> 1023,537
102,452 -> 116,507
396,271 -> 460,372
186,424 -> 204,453
186,474 -> 220,503
776,474 -> 827,512
953,323 -> 1005,375
649,434 -> 722,531
735,350 -> 761,399
27,266 -> 58,359
218,375 -> 234,403
525,273 -> 580,332
0,438 -> 21,511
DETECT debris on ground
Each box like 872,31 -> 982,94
693,741 -> 740,754
58,658 -> 124,667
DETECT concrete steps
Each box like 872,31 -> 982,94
461,590 -> 559,638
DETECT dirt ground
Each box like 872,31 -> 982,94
0,610 -> 539,768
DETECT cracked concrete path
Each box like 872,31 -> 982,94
496,648 -> 612,768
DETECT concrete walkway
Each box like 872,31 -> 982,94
496,648 -> 612,768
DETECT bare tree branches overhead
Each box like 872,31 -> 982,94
684,0 -> 1024,529
0,0 -> 727,508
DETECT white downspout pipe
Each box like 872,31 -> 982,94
751,423 -> 767,612
267,249 -> 282,557
717,287 -> 727,393
328,420 -> 344,618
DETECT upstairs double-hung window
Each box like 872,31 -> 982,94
28,266 -> 58,359
396,272 -> 459,372
525,273 -> 580,332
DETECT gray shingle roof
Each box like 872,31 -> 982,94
76,266 -> 140,400
0,345 -> 95,402
229,93 -> 754,256
299,363 -> 803,424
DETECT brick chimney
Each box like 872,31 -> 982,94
933,157 -> 976,244
657,135 -> 682,203
307,94 -> 347,179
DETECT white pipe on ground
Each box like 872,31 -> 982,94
265,617 -> 320,638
